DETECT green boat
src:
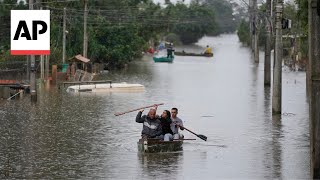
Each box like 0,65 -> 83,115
153,56 -> 174,63
137,138 -> 183,153
175,51 -> 213,57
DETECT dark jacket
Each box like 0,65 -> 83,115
160,117 -> 173,135
167,47 -> 175,56
136,111 -> 162,138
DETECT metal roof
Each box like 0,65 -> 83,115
74,54 -> 90,63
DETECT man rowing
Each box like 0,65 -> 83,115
204,45 -> 212,55
170,107 -> 184,140
136,106 -> 162,139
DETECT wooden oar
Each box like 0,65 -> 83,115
146,138 -> 196,141
178,125 -> 207,141
173,139 -> 196,141
114,103 -> 164,116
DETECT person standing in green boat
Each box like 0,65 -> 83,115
136,107 -> 162,139
167,43 -> 175,58
171,108 -> 184,140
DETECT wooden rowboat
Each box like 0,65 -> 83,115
175,51 -> 213,57
153,56 -> 174,63
137,138 -> 183,153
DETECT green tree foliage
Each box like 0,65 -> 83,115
237,19 -> 250,46
0,0 -> 238,68
236,3 -> 268,47
283,2 -> 300,34
257,3 -> 267,47
295,0 -> 308,35
0,0 -> 26,56
134,2 -> 167,43
170,2 -> 218,44
203,0 -> 238,34
294,0 -> 308,57
89,24 -> 145,68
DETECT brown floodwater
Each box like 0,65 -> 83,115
0,34 -> 310,179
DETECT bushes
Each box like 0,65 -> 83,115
237,20 -> 250,46
170,2 -> 218,45
165,33 -> 182,45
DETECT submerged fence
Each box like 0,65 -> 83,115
0,60 -> 52,80
0,61 -> 28,80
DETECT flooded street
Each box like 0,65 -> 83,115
0,34 -> 310,179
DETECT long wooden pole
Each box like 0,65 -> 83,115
264,0 -> 271,86
29,0 -> 37,102
83,0 -> 88,58
272,1 -> 283,114
309,0 -> 320,177
114,103 -> 164,116
253,0 -> 259,63
40,55 -> 44,80
62,7 -> 66,64
249,0 -> 254,51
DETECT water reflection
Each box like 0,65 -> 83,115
259,80 -> 283,179
271,115 -> 283,179
137,152 -> 183,180
0,89 -> 114,179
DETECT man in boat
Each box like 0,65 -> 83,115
159,110 -> 174,141
167,43 -> 175,58
136,107 -> 162,139
170,108 -> 184,140
204,45 -> 212,55
147,46 -> 155,54
158,42 -> 165,50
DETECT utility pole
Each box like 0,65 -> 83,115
29,0 -> 37,102
62,7 -> 66,64
40,4 -> 44,81
253,0 -> 259,63
45,55 -> 49,80
272,0 -> 283,114
83,0 -> 88,58
26,56 -> 29,81
309,0 -> 320,178
264,0 -> 271,86
249,0 -> 254,52
40,55 -> 44,80
308,0 -> 316,98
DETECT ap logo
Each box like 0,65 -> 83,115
11,10 -> 50,55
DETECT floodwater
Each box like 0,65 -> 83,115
0,34 -> 310,179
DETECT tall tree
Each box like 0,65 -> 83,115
203,0 -> 237,34
0,0 -> 26,53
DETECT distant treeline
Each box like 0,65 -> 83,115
0,0 -> 241,69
